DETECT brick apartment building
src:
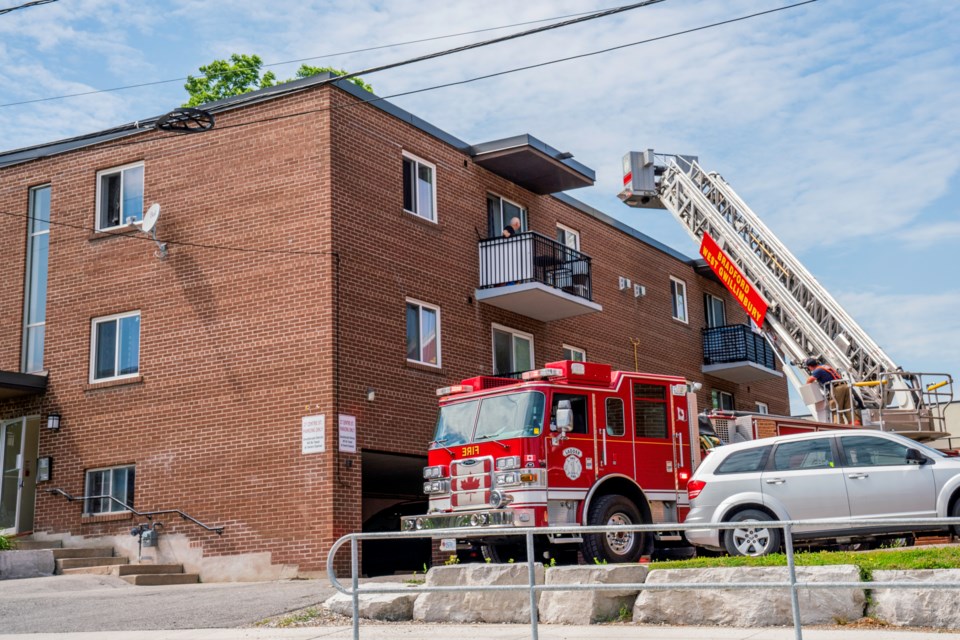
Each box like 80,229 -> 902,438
0,74 -> 787,578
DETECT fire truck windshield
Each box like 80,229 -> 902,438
432,391 -> 545,447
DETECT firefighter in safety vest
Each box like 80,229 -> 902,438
805,358 -> 859,425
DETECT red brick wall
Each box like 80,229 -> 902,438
0,82 -> 788,571
0,89 -> 341,568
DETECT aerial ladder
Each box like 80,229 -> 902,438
618,150 -> 953,441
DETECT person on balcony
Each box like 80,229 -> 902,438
502,217 -> 521,237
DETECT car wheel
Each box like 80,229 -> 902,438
581,495 -> 647,564
951,499 -> 960,538
723,509 -> 782,557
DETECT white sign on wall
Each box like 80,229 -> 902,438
302,414 -> 326,454
338,414 -> 357,453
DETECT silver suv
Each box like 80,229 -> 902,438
685,431 -> 960,556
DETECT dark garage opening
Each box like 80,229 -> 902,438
361,450 -> 429,577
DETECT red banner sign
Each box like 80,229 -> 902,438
699,233 -> 768,327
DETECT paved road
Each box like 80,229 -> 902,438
0,575 -> 336,634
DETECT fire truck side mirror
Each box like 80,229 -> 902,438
555,401 -> 573,433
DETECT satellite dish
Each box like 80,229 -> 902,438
142,203 -> 161,233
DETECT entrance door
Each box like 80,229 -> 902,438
0,417 -> 39,534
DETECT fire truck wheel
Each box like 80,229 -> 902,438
723,509 -> 781,557
481,542 -> 527,564
582,495 -> 646,564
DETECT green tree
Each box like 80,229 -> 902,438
183,55 -> 373,107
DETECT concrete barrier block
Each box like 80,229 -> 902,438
324,582 -> 419,621
413,562 -> 544,623
540,564 -> 649,624
634,565 -> 864,626
870,569 -> 960,629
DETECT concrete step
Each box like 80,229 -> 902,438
14,539 -> 63,550
116,564 -> 183,576
55,556 -> 128,573
121,573 -> 199,586
52,547 -> 114,560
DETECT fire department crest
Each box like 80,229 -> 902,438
562,447 -> 583,480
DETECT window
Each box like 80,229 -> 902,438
605,397 -> 625,436
556,224 -> 580,251
551,393 -> 589,434
562,345 -> 586,362
96,162 -> 144,230
840,435 -> 915,467
712,390 -> 735,411
633,383 -> 667,439
756,401 -> 769,415
406,299 -> 440,366
670,277 -> 688,323
487,194 -> 527,238
704,293 -> 726,328
492,324 -> 533,375
90,311 -> 141,382
773,438 -> 835,471
402,153 -> 436,222
84,465 -> 135,515
716,445 -> 772,474
23,185 -> 50,373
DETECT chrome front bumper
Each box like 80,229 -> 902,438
400,509 -> 515,532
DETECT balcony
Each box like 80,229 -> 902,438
702,324 -> 782,383
475,232 -> 602,322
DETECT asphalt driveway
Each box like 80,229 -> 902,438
0,575 -> 336,634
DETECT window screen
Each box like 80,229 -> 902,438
633,383 -> 667,439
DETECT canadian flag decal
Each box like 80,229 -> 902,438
460,476 -> 481,491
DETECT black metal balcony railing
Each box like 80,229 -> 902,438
702,324 -> 777,370
478,231 -> 594,301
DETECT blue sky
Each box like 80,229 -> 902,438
2,0 -> 958,411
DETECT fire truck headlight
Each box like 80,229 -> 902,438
423,480 -> 447,494
469,514 -> 480,526
496,456 -> 521,471
496,472 -> 518,486
423,466 -> 448,479
415,518 -> 425,530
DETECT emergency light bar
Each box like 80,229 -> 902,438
435,384 -> 474,397
521,368 -> 563,381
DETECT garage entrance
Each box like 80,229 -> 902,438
361,451 -> 429,577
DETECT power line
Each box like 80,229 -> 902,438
7,0 -> 819,162
0,208 -> 333,256
0,3 -> 640,109
0,0 -> 57,16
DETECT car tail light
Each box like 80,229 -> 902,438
687,479 -> 706,501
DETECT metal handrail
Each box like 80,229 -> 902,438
46,488 -> 225,535
327,517 -> 960,640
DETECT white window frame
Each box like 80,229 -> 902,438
756,401 -> 769,415
83,464 -> 135,515
670,277 -> 688,323
562,344 -> 586,362
491,323 -> 535,375
405,298 -> 441,368
487,193 -> 527,237
95,161 -> 145,231
712,389 -> 735,411
89,310 -> 141,383
704,293 -> 726,328
23,184 -> 50,374
402,152 -> 437,223
556,224 -> 581,251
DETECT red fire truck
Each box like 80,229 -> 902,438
399,359 -> 856,563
